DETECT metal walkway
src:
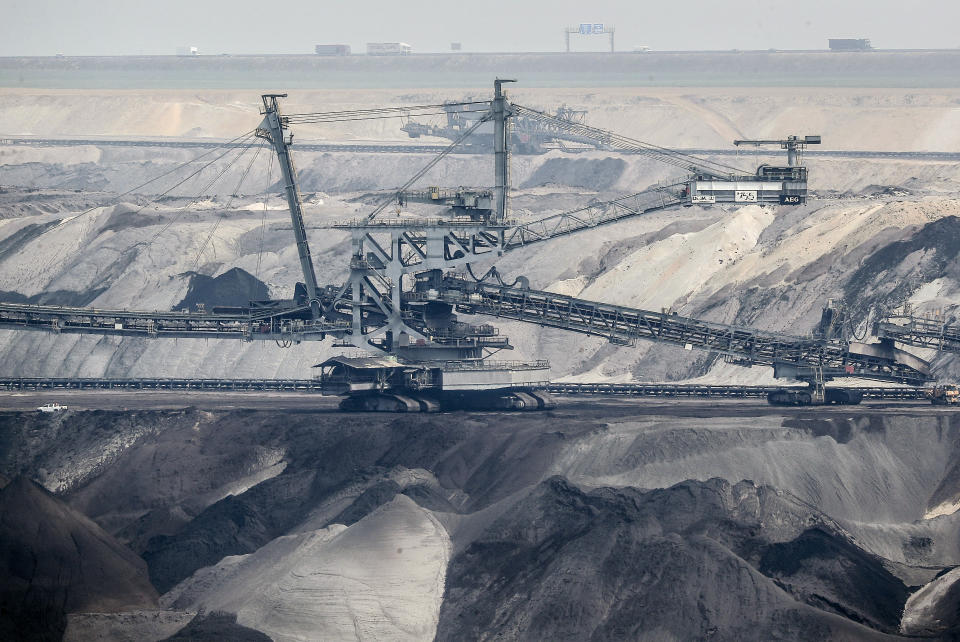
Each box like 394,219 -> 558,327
502,184 -> 685,251
444,279 -> 931,384
0,377 -> 928,399
549,382 -> 928,399
0,301 -> 343,341
876,314 -> 960,354
0,281 -> 933,385
0,377 -> 325,391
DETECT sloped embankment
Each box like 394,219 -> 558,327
2,406 -> 959,639
437,477 -> 908,641
0,477 -> 158,641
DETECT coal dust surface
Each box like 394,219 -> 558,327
2,399 -> 960,640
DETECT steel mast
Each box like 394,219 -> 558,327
733,135 -> 822,167
256,93 -> 321,317
492,78 -> 515,224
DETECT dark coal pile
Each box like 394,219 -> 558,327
438,477 -> 905,641
521,157 -> 627,190
844,215 -> 960,316
0,477 -> 158,641
136,410 -> 586,593
2,403 -> 959,640
173,267 -> 270,312
159,611 -> 271,642
0,286 -> 109,307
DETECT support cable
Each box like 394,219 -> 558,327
39,130 -> 257,237
287,100 -> 488,115
512,104 -> 748,177
283,101 -> 489,124
190,142 -> 264,269
286,109 -> 490,125
42,132 -> 256,272
145,134 -> 256,248
367,115 -> 490,221
256,152 -> 275,280
466,263 -> 524,287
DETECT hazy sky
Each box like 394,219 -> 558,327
3,0 -> 959,56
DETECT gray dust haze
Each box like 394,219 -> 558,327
2,0 -> 960,55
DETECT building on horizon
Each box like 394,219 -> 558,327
828,38 -> 872,51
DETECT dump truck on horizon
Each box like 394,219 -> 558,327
927,384 -> 960,405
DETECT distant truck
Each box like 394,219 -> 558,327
828,38 -> 872,51
927,385 -> 960,405
315,44 -> 351,56
367,42 -> 412,56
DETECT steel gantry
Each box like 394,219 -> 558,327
875,312 -> 960,354
420,279 -> 931,386
0,81 -> 941,408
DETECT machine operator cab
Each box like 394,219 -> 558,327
687,134 -> 821,206
687,166 -> 808,206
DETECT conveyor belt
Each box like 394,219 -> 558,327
549,382 -> 928,399
0,377 -> 929,399
875,315 -> 960,353
0,301 -> 344,341
442,279 -> 931,385
0,286 -> 934,386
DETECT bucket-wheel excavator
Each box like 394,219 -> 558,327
0,82 -> 936,409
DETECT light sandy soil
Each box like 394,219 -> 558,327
3,86 -> 960,152
901,566 -> 960,635
162,495 -> 450,642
